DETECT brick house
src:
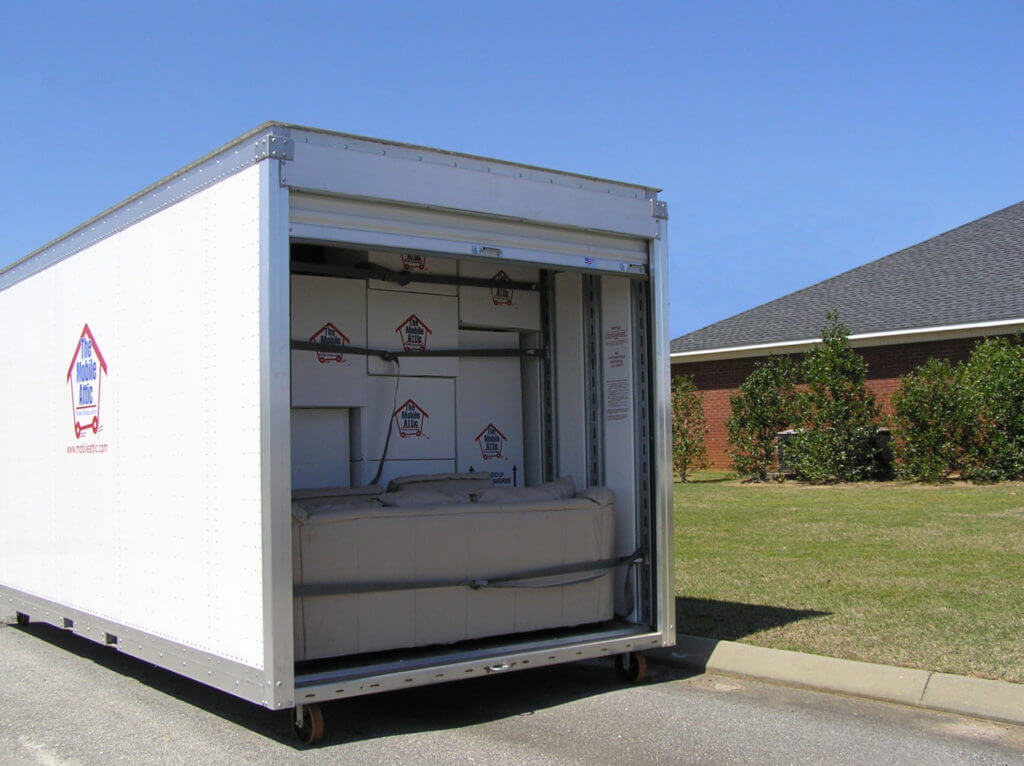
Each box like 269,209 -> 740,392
671,201 -> 1024,470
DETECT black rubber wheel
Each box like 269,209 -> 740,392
615,651 -> 647,683
15,612 -> 29,626
292,704 -> 325,745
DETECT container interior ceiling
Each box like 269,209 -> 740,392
288,239 -> 657,668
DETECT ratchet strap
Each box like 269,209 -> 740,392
290,340 -> 545,360
294,547 -> 646,598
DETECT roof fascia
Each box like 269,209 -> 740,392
670,318 -> 1024,364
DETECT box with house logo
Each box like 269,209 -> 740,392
291,275 -> 368,407
367,250 -> 457,296
352,376 -> 455,465
366,289 -> 458,377
458,261 -> 541,331
455,330 -> 524,487
291,408 -> 350,489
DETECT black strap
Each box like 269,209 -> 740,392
291,261 -> 541,292
295,548 -> 645,598
291,340 -> 545,360
369,357 -> 401,487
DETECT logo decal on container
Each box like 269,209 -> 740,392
394,399 -> 429,438
66,324 -> 108,440
310,322 -> 350,363
490,270 -> 514,306
395,314 -> 432,352
401,253 -> 427,270
475,423 -> 507,459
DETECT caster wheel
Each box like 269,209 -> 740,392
292,703 -> 325,745
615,651 -> 647,683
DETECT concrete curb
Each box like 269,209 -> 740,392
650,635 -> 1024,727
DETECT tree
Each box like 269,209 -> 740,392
786,314 -> 883,482
892,357 -> 973,482
726,356 -> 799,481
671,374 -> 709,482
960,337 -> 1024,482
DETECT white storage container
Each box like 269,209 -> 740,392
291,409 -> 350,489
455,330 -> 524,487
368,250 -> 457,295
459,261 -> 541,331
366,289 -> 459,377
354,376 -> 456,463
291,275 -> 368,407
0,123 -> 673,744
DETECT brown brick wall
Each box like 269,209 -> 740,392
672,335 -> 991,470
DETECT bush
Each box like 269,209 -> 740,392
671,374 -> 709,482
892,358 -> 973,482
786,315 -> 884,482
726,356 -> 799,480
961,337 -> 1024,482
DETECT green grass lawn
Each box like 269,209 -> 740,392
673,475 -> 1024,683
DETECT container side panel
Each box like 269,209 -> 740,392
0,165 -> 266,669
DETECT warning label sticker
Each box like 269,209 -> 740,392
604,323 -> 631,422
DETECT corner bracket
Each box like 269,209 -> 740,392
254,134 -> 295,162
651,200 -> 668,220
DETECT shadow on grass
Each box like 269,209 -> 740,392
676,474 -> 735,484
676,596 -> 829,642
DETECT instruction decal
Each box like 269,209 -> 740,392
394,399 -> 429,438
401,253 -> 427,270
310,322 -> 350,363
396,314 -> 432,352
490,270 -> 514,306
604,323 -> 631,422
65,323 -> 109,451
475,423 -> 507,460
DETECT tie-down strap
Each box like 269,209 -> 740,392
294,547 -> 646,598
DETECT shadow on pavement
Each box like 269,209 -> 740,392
11,621 -> 698,749
675,596 -> 828,642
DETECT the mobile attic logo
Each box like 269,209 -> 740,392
401,253 -> 427,270
396,314 -> 432,352
490,270 -> 514,306
475,423 -> 507,459
66,324 -> 108,439
310,322 -> 350,363
394,399 -> 429,438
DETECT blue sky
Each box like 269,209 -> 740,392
2,1 -> 1022,338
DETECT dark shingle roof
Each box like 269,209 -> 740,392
671,200 -> 1024,354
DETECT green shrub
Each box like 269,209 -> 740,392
671,374 -> 709,482
726,356 -> 799,480
892,357 -> 973,482
961,337 -> 1024,482
786,315 -> 884,482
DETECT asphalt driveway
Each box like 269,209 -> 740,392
2,622 -> 1022,765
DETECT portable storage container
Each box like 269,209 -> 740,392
0,123 -> 673,743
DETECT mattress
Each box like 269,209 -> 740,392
292,484 -> 616,661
